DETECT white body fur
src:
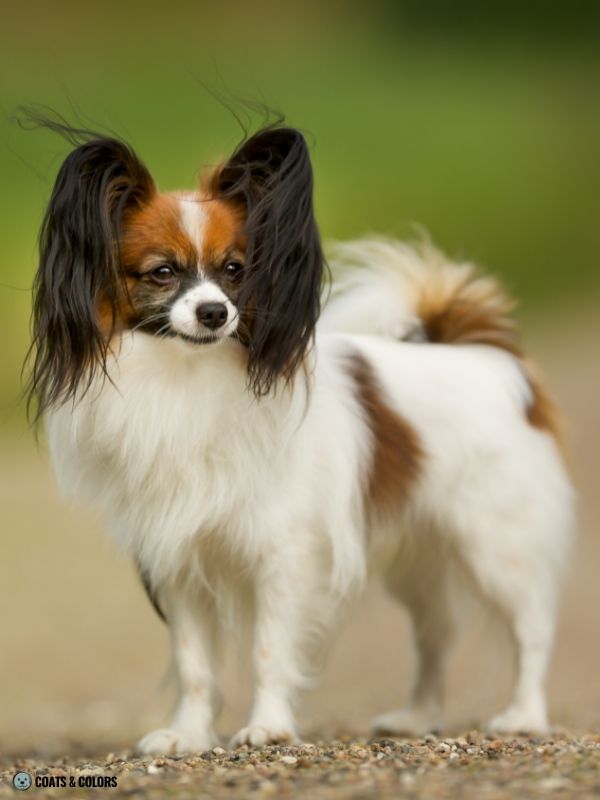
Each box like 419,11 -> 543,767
46,238 -> 574,751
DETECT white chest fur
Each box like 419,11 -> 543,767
47,335 -> 296,580
45,332 -> 369,591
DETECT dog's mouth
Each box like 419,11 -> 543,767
177,332 -> 221,346
133,318 -> 235,346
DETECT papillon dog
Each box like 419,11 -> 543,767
27,118 -> 574,754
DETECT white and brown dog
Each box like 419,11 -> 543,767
27,117 -> 574,753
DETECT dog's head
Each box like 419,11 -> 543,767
28,122 -> 324,417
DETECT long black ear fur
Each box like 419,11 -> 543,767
24,118 -> 154,421
214,126 -> 325,395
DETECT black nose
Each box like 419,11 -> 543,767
196,302 -> 228,330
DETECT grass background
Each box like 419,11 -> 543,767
1,0 -> 599,433
1,0 -> 599,755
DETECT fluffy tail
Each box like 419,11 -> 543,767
321,237 -> 522,356
322,236 -> 567,459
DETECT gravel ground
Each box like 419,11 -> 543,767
2,732 -> 599,799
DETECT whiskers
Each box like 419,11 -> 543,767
129,311 -> 174,341
126,304 -> 287,355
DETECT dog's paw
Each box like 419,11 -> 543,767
370,708 -> 442,737
487,707 -> 549,735
136,728 -> 217,755
230,725 -> 299,749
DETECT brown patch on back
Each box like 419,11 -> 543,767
120,194 -> 197,269
346,351 -> 423,514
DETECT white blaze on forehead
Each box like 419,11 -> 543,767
178,196 -> 207,269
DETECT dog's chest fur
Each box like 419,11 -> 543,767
46,333 -> 313,583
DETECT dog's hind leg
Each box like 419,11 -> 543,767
453,497 -> 571,734
371,542 -> 455,736
457,537 -> 559,734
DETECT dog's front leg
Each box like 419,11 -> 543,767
230,564 -> 314,748
137,588 -> 221,755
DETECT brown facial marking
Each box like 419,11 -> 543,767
346,350 -> 423,514
121,194 -> 197,270
201,199 -> 246,268
112,193 -> 203,330
97,298 -> 118,338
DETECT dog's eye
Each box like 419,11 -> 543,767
224,261 -> 244,280
150,265 -> 176,285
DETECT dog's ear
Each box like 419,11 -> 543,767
212,127 -> 324,395
27,134 -> 155,420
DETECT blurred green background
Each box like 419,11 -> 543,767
1,0 -> 599,435
2,1 -> 600,751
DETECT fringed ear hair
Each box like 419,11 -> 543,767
24,115 -> 155,421
211,126 -> 325,396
